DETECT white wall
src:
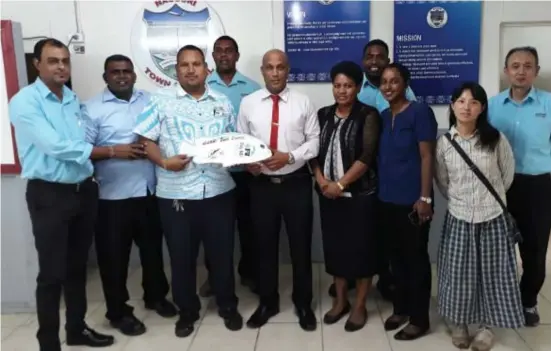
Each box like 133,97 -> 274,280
1,1 -> 551,126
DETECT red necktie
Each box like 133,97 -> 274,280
269,94 -> 280,150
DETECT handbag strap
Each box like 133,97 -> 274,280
444,133 -> 507,213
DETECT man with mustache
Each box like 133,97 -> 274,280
81,54 -> 176,337
9,38 -> 116,351
134,45 -> 242,338
327,39 -> 417,301
199,35 -> 261,298
237,49 -> 320,331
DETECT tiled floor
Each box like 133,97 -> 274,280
2,260 -> 551,351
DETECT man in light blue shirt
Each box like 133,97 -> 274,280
81,54 -> 176,337
357,39 -> 416,113
201,35 -> 261,297
488,46 -> 551,327
133,44 -> 242,338
8,38 -> 116,351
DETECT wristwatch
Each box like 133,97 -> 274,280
420,196 -> 432,204
287,152 -> 295,164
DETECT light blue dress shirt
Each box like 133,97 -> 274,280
489,87 -> 551,175
207,71 -> 261,173
81,88 -> 156,200
133,85 -> 236,200
8,78 -> 93,183
357,75 -> 417,113
206,71 -> 261,113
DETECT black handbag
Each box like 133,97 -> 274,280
444,133 -> 522,243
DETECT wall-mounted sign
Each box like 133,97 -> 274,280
393,0 -> 482,104
284,0 -> 370,83
130,0 -> 226,88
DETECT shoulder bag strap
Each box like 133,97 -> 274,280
444,132 -> 507,213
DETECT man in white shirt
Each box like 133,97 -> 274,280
237,49 -> 320,331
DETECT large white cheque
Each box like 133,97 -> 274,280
178,132 -> 273,167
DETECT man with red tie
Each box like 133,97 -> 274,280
237,49 -> 320,331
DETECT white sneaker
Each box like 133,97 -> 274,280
451,324 -> 470,349
471,327 -> 494,351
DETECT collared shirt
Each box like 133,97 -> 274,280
207,71 -> 261,113
133,85 -> 236,200
435,127 -> 515,223
82,88 -> 155,200
377,102 -> 438,205
237,87 -> 320,176
207,71 -> 261,173
357,75 -> 417,113
8,78 -> 93,184
488,87 -> 551,175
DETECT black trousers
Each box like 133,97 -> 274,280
158,191 -> 238,314
375,197 -> 394,289
507,173 -> 551,308
95,193 -> 169,321
205,171 -> 255,282
379,200 -> 432,329
26,178 -> 98,350
250,171 -> 314,308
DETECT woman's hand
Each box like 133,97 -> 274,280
323,182 -> 343,199
413,199 -> 433,224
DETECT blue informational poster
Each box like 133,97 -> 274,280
284,0 -> 370,83
393,1 -> 482,104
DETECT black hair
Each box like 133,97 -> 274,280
330,61 -> 363,86
33,38 -> 68,60
449,82 -> 500,151
177,44 -> 205,61
103,54 -> 133,72
382,62 -> 411,86
363,39 -> 389,57
214,35 -> 239,53
504,46 -> 539,67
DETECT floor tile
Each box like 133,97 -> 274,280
121,324 -> 191,350
518,325 -> 551,351
189,324 -> 257,351
255,323 -> 322,351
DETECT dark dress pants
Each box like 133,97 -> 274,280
379,200 -> 432,329
158,191 -> 238,314
95,193 -> 169,321
507,173 -> 551,308
250,171 -> 314,308
26,178 -> 98,351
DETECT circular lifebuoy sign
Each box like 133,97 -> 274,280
130,0 -> 226,87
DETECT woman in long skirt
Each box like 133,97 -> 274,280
435,82 -> 524,351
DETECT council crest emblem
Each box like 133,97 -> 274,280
130,0 -> 226,87
427,6 -> 448,29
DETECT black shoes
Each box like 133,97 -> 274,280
65,325 -> 114,347
219,308 -> 244,331
109,315 -> 146,336
174,311 -> 200,338
145,299 -> 178,318
323,302 -> 351,325
246,304 -> 280,328
296,306 -> 317,331
524,307 -> 540,327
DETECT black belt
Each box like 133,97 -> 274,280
258,168 -> 311,184
28,177 -> 94,193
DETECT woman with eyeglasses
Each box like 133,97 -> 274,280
435,82 -> 523,350
310,61 -> 380,331
377,63 -> 437,341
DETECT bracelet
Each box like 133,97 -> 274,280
161,160 -> 167,170
336,181 -> 345,191
108,146 -> 115,158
